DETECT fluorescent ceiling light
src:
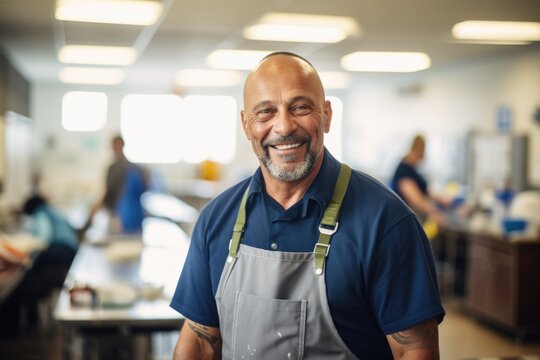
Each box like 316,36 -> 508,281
58,45 -> 136,65
452,39 -> 531,45
207,50 -> 271,70
319,72 -> 351,89
244,13 -> 359,43
175,69 -> 243,87
341,51 -> 431,73
55,0 -> 163,25
60,67 -> 125,84
452,21 -> 540,42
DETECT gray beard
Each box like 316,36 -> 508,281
260,149 -> 316,182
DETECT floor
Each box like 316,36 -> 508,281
0,301 -> 539,359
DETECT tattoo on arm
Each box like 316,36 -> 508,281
188,321 -> 219,351
390,319 -> 438,349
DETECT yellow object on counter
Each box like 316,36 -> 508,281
423,218 -> 439,240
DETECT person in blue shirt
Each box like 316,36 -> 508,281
81,135 -> 148,236
391,134 -> 448,228
0,195 -> 78,332
171,52 -> 444,359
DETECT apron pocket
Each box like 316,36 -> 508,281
232,291 -> 307,360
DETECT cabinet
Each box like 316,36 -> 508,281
466,235 -> 540,336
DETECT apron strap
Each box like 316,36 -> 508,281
227,185 -> 250,263
314,163 -> 351,275
227,163 -> 352,272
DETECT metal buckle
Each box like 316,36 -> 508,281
318,222 -> 339,235
313,242 -> 331,257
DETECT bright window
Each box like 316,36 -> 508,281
120,94 -> 237,164
62,91 -> 107,131
121,94 -> 184,164
182,95 -> 237,164
325,96 -> 343,161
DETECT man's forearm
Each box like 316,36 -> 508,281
173,320 -> 221,360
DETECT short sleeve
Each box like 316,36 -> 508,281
170,214 -> 220,327
369,214 -> 444,334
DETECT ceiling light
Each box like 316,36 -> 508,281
319,72 -> 351,89
452,21 -> 540,42
452,39 -> 531,45
243,13 -> 359,43
59,67 -> 125,84
175,69 -> 243,87
55,0 -> 163,26
341,51 -> 431,72
207,50 -> 271,70
58,45 -> 136,65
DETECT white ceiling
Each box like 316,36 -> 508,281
1,0 -> 539,92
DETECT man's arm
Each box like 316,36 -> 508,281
386,318 -> 440,360
173,319 -> 222,360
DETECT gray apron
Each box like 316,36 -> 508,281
215,164 -> 359,359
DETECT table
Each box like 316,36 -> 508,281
53,217 -> 189,359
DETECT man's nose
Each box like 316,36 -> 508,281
273,110 -> 297,136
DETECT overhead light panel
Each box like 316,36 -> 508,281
60,67 -> 125,84
58,45 -> 136,65
55,0 -> 163,25
207,50 -> 271,70
243,13 -> 359,43
341,51 -> 431,73
452,21 -> 540,42
175,69 -> 243,87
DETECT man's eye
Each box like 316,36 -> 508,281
291,104 -> 313,116
255,108 -> 275,120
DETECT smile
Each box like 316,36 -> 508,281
272,143 -> 303,150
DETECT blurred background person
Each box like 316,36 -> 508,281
0,194 -> 78,333
81,135 -> 149,238
391,134 -> 449,230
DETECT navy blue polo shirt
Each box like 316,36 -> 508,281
171,149 -> 444,359
391,161 -> 428,201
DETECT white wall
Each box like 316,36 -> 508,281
30,47 -> 540,206
342,47 -> 540,190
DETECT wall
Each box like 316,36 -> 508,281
30,47 -> 540,205
342,47 -> 540,191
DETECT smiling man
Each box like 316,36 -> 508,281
170,52 -> 444,359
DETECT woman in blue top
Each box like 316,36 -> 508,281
391,134 -> 448,227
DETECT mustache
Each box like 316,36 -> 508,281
262,134 -> 310,147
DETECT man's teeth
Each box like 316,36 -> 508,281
274,143 -> 301,150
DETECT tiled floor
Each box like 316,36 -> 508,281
0,300 -> 539,359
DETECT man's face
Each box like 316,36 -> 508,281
241,56 -> 332,182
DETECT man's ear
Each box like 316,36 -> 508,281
240,110 -> 251,141
323,100 -> 333,133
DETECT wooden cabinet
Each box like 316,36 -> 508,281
466,235 -> 540,335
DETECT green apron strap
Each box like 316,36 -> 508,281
314,163 -> 351,275
227,185 -> 250,263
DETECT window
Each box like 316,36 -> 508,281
120,94 -> 237,164
121,94 -> 183,164
62,91 -> 107,131
181,95 -> 237,164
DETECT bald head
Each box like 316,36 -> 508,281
243,53 -> 325,106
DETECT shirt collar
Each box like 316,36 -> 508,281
247,148 -> 341,215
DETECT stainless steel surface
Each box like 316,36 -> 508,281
53,218 -> 188,328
